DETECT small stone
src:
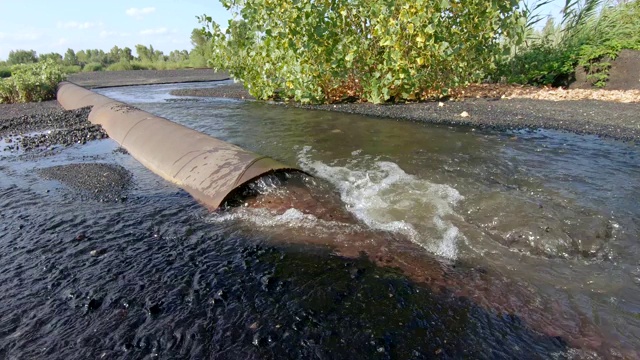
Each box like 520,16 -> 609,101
90,249 -> 106,257
460,111 -> 470,118
147,303 -> 162,316
87,298 -> 102,311
438,102 -> 444,107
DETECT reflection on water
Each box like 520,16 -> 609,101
2,82 -> 635,357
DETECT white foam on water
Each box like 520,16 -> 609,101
208,175 -> 364,237
297,146 -> 464,260
209,206 -> 363,238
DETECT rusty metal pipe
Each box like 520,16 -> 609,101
57,81 -> 298,209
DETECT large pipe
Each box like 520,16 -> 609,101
57,81 -> 298,209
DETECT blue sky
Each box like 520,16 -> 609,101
0,1 -> 566,61
0,0 -> 231,60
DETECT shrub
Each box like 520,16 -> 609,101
0,59 -> 66,103
82,62 -> 104,72
106,61 -> 134,71
495,0 -> 640,87
0,66 -> 11,78
200,0 -> 523,103
494,41 -> 576,86
130,62 -> 150,70
62,65 -> 82,74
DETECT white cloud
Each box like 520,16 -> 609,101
125,7 -> 156,18
56,38 -> 69,46
57,21 -> 98,30
140,27 -> 167,35
100,30 -> 130,38
6,31 -> 42,41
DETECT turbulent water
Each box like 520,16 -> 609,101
0,81 -> 639,359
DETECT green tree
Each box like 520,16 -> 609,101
64,48 -> 78,65
122,47 -> 134,62
7,49 -> 38,65
169,50 -> 189,62
76,50 -> 88,66
135,44 -> 152,61
109,46 -> 122,64
39,52 -> 63,63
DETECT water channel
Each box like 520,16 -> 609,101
1,80 -> 639,359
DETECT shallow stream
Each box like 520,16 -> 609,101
1,81 -> 639,359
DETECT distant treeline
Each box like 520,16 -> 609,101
0,29 -> 213,77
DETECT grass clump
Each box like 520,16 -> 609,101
0,59 -> 66,103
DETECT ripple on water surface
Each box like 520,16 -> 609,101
2,83 -> 633,358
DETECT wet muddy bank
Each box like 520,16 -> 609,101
172,83 -> 640,142
0,101 -> 130,202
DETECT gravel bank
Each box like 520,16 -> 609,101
173,83 -> 640,142
67,69 -> 229,89
1,101 -> 131,202
39,163 -> 131,202
297,98 -> 640,142
0,103 -> 106,152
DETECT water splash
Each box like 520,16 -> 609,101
297,146 -> 464,260
209,207 -> 363,238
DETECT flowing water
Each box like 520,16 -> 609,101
1,81 -> 639,359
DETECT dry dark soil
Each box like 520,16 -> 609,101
67,68 -> 229,88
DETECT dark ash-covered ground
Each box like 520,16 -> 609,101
298,98 -> 640,142
38,163 -> 131,202
0,100 -> 131,202
0,101 -> 106,152
67,69 -> 229,89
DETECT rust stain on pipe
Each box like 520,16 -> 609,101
57,81 -> 299,208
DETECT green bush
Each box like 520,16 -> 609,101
82,62 -> 104,72
0,59 -> 66,103
571,1 -> 640,87
495,0 -> 640,87
62,65 -> 82,74
106,61 -> 134,71
130,62 -> 149,70
107,60 -> 190,71
0,66 -> 11,78
494,41 -> 575,86
201,0 -> 523,103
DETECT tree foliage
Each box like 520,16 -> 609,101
7,49 -> 38,65
199,0 -> 524,103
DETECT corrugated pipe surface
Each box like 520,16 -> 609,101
57,81 -> 297,209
